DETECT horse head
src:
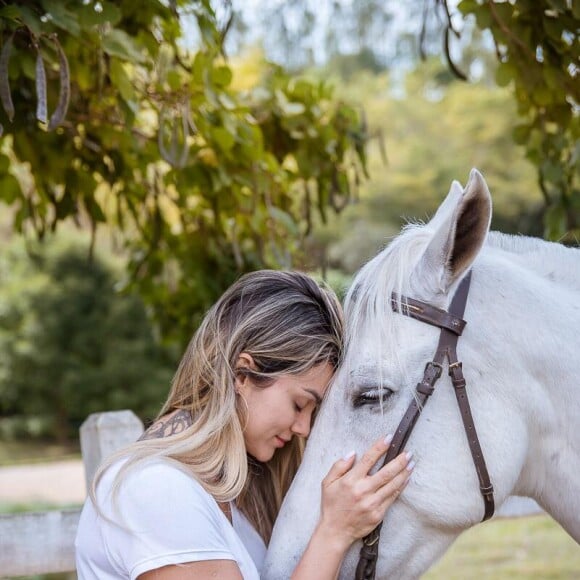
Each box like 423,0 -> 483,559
264,169 -> 580,579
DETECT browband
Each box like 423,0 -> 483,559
390,294 -> 467,335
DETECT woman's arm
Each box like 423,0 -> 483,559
138,438 -> 410,580
138,560 -> 243,579
291,436 -> 412,580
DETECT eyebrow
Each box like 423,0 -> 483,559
304,388 -> 323,405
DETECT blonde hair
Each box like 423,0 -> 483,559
92,270 -> 343,542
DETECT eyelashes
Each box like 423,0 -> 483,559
352,387 -> 394,408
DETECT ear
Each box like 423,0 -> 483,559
412,169 -> 492,296
235,353 -> 255,394
427,179 -> 464,231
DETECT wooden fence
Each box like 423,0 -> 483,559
0,411 -> 144,577
0,411 -> 543,577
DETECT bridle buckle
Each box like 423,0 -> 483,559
448,361 -> 466,388
424,361 -> 442,381
362,534 -> 380,547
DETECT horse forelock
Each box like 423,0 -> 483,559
343,223 -> 433,388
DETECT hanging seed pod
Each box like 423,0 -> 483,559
169,114 -> 180,160
184,100 -> 197,135
48,36 -> 70,130
0,34 -> 15,123
35,47 -> 48,124
177,106 -> 189,168
157,106 -> 176,166
158,104 -> 189,168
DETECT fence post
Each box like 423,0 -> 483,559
79,410 -> 144,493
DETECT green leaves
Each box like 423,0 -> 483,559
212,126 -> 236,152
0,1 -> 369,345
0,238 -> 175,441
456,0 -> 579,242
109,58 -> 137,109
101,29 -> 146,63
495,61 -> 516,87
78,1 -> 122,28
0,173 -> 21,204
40,0 -> 81,37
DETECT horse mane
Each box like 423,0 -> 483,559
342,222 -> 580,393
487,232 -> 580,292
487,231 -> 570,254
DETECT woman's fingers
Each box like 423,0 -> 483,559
349,435 -> 393,478
368,450 -> 412,492
375,462 -> 412,505
318,439 -> 414,544
322,450 -> 357,486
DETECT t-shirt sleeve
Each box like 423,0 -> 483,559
97,460 -> 236,580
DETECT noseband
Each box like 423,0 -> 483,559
355,272 -> 495,580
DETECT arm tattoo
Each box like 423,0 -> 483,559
138,409 -> 193,441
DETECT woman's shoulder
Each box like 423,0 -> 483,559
98,456 -> 216,515
138,409 -> 193,441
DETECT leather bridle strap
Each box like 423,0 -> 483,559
354,272 -> 495,580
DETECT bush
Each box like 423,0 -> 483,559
0,236 -> 175,443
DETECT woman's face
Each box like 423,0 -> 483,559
236,358 -> 334,462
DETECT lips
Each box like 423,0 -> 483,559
275,436 -> 289,447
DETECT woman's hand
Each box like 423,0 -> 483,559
317,436 -> 413,551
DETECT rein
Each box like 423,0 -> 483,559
355,272 -> 495,580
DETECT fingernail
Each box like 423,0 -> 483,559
405,451 -> 414,461
384,434 -> 393,445
407,460 -> 416,472
343,450 -> 355,461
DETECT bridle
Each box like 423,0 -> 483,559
355,272 -> 495,580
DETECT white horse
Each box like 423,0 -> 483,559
264,169 -> 580,579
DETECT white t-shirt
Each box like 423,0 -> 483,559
75,458 -> 266,580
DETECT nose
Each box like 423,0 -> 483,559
291,411 -> 311,438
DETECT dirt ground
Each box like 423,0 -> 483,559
0,460 -> 86,505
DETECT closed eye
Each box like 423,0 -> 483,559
353,387 -> 394,408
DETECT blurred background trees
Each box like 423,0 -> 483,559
0,0 -> 367,346
0,235 -> 174,444
241,0 -> 578,241
0,0 -> 577,443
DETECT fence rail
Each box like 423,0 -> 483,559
0,410 -> 543,576
0,410 -> 143,577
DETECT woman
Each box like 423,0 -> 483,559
75,270 -> 412,579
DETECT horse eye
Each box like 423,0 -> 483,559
353,388 -> 394,408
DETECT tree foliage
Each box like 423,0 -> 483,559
0,237 -> 174,443
303,58 -> 543,276
231,0 -> 579,243
0,1 -> 367,344
453,0 -> 579,242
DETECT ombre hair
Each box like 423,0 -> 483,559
91,270 -> 343,542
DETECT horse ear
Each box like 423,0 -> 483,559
413,169 -> 492,296
427,179 -> 464,230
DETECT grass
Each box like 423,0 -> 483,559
0,501 -> 82,515
2,515 -> 576,579
5,575 -> 75,580
1,442 -> 577,578
0,440 -> 80,467
425,515 -> 580,579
